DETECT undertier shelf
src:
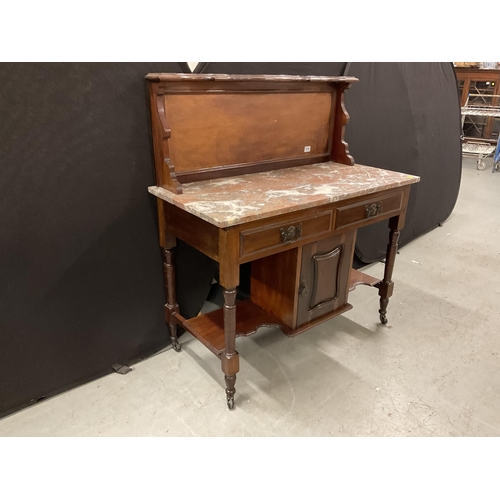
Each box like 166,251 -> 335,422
349,269 -> 382,291
182,268 -> 381,356
183,300 -> 284,355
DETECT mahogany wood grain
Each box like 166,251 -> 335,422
297,231 -> 355,327
181,298 -> 355,345
308,245 -> 343,309
283,303 -> 353,337
182,299 -> 286,355
164,92 -> 332,173
378,216 -> 400,324
394,185 -> 411,230
175,154 -> 330,184
160,186 -> 409,267
145,73 -> 418,408
157,200 -> 177,250
249,231 -> 357,331
163,248 -> 181,351
218,228 -> 240,289
162,201 -> 219,261
146,74 -> 359,192
156,199 -> 166,248
222,288 -> 238,407
330,82 -> 354,165
250,247 -> 302,329
240,209 -> 332,258
148,83 -> 166,188
148,82 -> 182,193
349,269 -> 382,291
335,191 -> 403,230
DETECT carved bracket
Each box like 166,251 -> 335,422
164,158 -> 182,194
156,95 -> 171,140
331,82 -> 355,166
156,95 -> 182,193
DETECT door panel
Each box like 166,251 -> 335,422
309,245 -> 343,310
297,231 -> 355,327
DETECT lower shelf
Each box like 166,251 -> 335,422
349,268 -> 381,291
180,268 -> 381,357
183,300 -> 284,355
181,299 -> 354,355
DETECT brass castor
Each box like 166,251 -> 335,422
227,396 -> 235,410
172,341 -> 182,352
380,314 -> 388,325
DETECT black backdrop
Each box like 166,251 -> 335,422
0,63 -> 216,417
0,62 -> 461,418
343,62 -> 462,262
194,62 -> 347,75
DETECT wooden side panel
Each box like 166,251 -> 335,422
250,247 -> 301,329
162,202 -> 219,261
164,92 -> 332,172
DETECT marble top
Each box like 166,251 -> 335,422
148,162 -> 420,228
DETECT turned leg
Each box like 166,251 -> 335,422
221,288 -> 239,410
163,247 -> 181,352
378,217 -> 400,325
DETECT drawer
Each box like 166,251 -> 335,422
335,191 -> 403,230
240,209 -> 332,258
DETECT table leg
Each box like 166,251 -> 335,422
163,247 -> 181,352
378,217 -> 400,325
222,288 -> 239,410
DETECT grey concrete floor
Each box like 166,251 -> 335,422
1,157 -> 499,436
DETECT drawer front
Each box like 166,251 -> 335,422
335,192 -> 403,230
240,210 -> 332,258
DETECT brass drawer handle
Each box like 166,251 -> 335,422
280,223 -> 302,243
365,202 -> 382,218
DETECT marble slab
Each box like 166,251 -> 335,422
148,162 -> 420,228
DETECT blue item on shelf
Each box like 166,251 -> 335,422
494,137 -> 500,165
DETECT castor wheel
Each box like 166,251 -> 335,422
227,397 -> 235,410
477,159 -> 486,170
380,314 -> 388,325
172,342 -> 182,352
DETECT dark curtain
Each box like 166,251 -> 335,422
343,62 -> 462,263
195,62 -> 346,75
0,63 -> 215,417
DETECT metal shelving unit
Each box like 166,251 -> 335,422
461,93 -> 500,170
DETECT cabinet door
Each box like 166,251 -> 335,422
296,231 -> 355,327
